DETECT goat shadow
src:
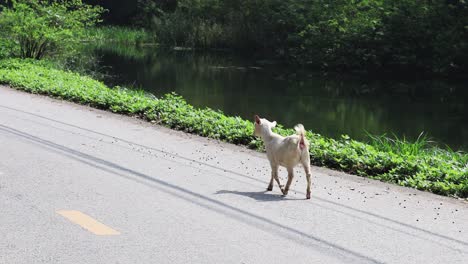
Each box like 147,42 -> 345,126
215,190 -> 305,202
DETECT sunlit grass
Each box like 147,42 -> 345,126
366,132 -> 433,156
83,26 -> 157,44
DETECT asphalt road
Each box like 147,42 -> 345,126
1,86 -> 467,264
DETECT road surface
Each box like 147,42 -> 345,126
1,85 -> 467,263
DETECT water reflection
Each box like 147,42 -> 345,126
85,44 -> 468,150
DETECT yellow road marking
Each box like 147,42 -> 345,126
57,210 -> 120,235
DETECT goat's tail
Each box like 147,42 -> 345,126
294,124 -> 308,150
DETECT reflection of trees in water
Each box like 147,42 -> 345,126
90,44 -> 468,150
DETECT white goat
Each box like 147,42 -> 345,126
254,115 -> 312,199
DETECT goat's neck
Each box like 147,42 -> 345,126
260,127 -> 276,143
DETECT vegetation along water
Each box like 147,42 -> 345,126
0,0 -> 467,198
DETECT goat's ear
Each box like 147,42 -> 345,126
254,115 -> 261,124
271,121 -> 277,127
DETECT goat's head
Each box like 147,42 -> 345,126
254,115 -> 276,137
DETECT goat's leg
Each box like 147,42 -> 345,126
301,155 -> 312,199
283,167 -> 294,196
271,164 -> 284,194
267,170 -> 274,191
305,168 -> 312,199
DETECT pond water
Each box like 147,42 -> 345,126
86,44 -> 468,150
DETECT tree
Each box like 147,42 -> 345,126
0,0 -> 105,59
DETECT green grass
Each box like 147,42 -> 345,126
366,132 -> 433,157
83,26 -> 157,45
0,58 -> 467,198
87,42 -> 153,61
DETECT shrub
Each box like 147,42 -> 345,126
0,0 -> 105,59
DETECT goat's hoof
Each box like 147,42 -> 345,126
266,186 -> 273,191
282,189 -> 289,196
306,192 -> 311,199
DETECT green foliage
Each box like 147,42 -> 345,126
83,26 -> 157,45
0,37 -> 17,59
0,0 -> 105,59
367,132 -> 432,156
141,0 -> 468,75
0,58 -> 467,197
